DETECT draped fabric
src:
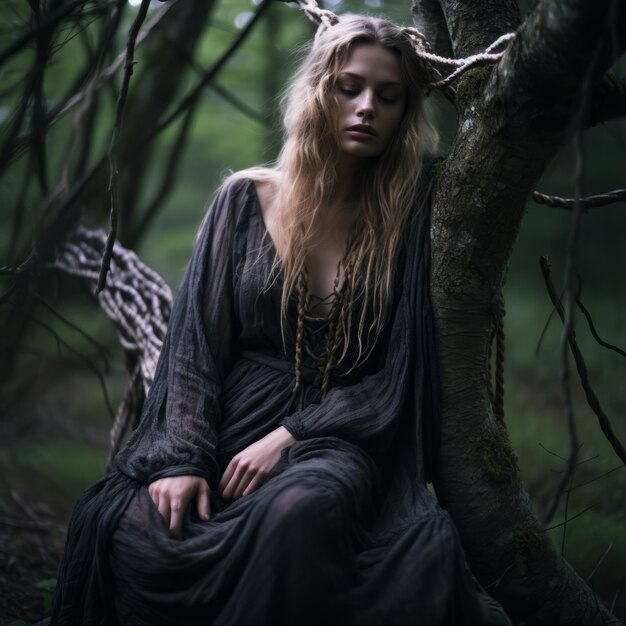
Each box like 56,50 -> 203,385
50,161 -> 511,625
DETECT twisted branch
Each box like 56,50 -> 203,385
540,257 -> 626,487
533,189 -> 626,211
97,0 -> 151,293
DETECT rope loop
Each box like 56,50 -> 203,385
288,0 -> 516,92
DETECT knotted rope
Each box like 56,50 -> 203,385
285,0 -> 516,91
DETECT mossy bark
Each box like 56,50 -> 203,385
412,0 -> 625,622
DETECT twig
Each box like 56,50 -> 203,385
569,464 -> 625,492
544,504 -> 596,532
540,258 -> 626,473
26,315 -> 116,420
130,103 -> 198,241
532,189 -> 626,211
210,83 -> 268,125
542,29 -> 605,524
31,292 -> 111,370
587,542 -> 613,582
577,297 -> 626,358
538,443 -> 566,461
96,0 -> 151,293
1,0 -> 170,172
144,0 -> 273,145
610,591 -> 619,615
535,301 -> 558,356
0,0 -> 92,66
179,45 -> 268,125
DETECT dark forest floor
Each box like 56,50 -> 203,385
0,494 -> 66,626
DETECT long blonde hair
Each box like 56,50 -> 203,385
230,14 -> 438,377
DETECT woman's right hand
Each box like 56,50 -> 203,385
148,475 -> 211,538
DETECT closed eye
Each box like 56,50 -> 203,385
378,94 -> 400,103
339,85 -> 359,96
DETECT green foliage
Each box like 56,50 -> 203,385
36,578 -> 57,615
11,441 -> 106,494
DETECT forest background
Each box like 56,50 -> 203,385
0,0 -> 624,623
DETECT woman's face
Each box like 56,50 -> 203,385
333,43 -> 406,160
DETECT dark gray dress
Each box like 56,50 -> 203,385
51,166 -> 511,625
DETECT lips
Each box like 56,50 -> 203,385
346,124 -> 377,136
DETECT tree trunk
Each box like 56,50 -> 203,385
412,0 -> 625,623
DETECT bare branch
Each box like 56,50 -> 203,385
576,297 -> 626,358
144,0 -> 273,145
96,0 -> 151,293
540,257 -> 626,469
210,83 -> 268,125
587,542 -> 613,582
492,0 -> 626,135
0,1 -> 172,173
544,504 -> 597,532
0,0 -> 97,66
129,105 -> 197,242
23,314 -> 116,420
533,188 -> 626,211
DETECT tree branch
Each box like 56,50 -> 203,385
539,257 -> 626,469
143,0 -> 273,145
533,188 -> 626,211
491,0 -> 626,135
96,0 -> 151,293
0,0 -> 100,66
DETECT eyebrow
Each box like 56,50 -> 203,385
338,72 -> 403,88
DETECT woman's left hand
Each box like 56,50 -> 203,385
218,426 -> 296,501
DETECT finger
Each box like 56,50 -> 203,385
157,498 -> 171,530
196,483 -> 211,521
221,465 -> 246,501
169,498 -> 187,538
149,487 -> 159,510
233,468 -> 258,500
241,474 -> 265,498
219,459 -> 237,494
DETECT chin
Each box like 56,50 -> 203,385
339,144 -> 384,159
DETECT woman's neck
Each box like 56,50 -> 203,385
331,153 -> 367,206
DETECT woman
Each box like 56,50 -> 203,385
52,14 -> 511,626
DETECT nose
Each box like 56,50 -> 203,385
356,89 -> 375,119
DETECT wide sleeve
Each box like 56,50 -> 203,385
114,178 -> 244,489
280,184 -> 438,466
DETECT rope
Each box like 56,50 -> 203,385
287,0 -> 516,91
293,254 -> 354,401
50,227 -> 172,460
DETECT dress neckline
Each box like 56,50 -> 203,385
248,178 -> 338,309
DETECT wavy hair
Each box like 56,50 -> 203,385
230,14 -> 439,370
